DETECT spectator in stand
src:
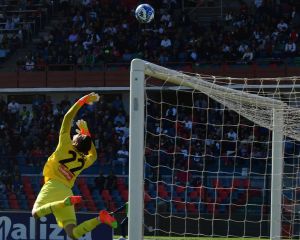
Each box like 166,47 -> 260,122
112,95 -> 123,112
191,146 -> 203,170
237,42 -> 249,58
60,95 -> 71,114
114,111 -> 126,126
241,48 -> 254,64
5,18 -> 15,30
11,174 -> 23,194
0,179 -> 6,194
0,96 -> 6,112
25,56 -> 35,71
114,145 -> 129,174
160,35 -> 172,50
289,28 -> 299,42
102,144 -> 116,167
106,170 -> 117,193
285,39 -> 297,58
94,170 -> 106,194
117,131 -> 127,146
277,19 -> 288,32
7,97 -> 20,124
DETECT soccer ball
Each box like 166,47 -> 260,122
135,4 -> 154,23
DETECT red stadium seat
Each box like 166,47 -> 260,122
85,196 -> 97,212
22,176 -> 30,184
102,190 -> 112,201
243,179 -> 250,188
80,186 -> 91,196
158,184 -> 166,193
158,190 -> 168,199
189,191 -> 198,201
9,199 -> 20,209
8,193 -> 17,200
120,190 -> 128,201
117,184 -> 126,192
77,177 -> 86,187
186,203 -> 197,213
27,194 -> 36,202
233,179 -> 241,188
212,179 -> 222,188
174,200 -> 185,211
107,201 -> 116,212
207,203 -> 217,214
176,186 -> 185,194
117,178 -> 125,186
144,192 -> 151,203
197,187 -> 206,200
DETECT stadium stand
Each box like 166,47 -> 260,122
0,0 -> 54,62
12,0 -> 300,69
1,0 -> 300,224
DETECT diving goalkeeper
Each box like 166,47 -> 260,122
32,92 -> 117,240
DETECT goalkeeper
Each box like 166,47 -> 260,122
32,92 -> 117,240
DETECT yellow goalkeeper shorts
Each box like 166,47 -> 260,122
34,178 -> 76,228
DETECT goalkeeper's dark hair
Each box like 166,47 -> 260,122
72,134 -> 92,155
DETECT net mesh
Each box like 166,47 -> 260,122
141,62 -> 300,238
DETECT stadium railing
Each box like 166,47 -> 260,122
0,61 -> 300,89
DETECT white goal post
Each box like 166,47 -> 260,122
128,58 -> 294,240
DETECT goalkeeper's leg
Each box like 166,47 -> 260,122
32,196 -> 82,218
66,210 -> 118,240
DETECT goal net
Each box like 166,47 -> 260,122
128,59 -> 300,240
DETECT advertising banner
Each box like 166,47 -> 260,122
0,211 -> 113,240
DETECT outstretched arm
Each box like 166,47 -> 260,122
59,92 -> 99,143
76,119 -> 98,167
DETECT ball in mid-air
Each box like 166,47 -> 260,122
135,4 -> 154,23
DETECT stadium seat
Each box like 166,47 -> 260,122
22,176 -> 30,184
207,203 -> 217,214
8,193 -> 17,200
233,179 -> 242,188
189,191 -> 198,201
120,190 -> 128,202
77,177 -> 86,187
85,196 -> 97,212
186,203 -> 197,213
176,185 -> 186,194
9,199 -> 20,209
212,179 -> 221,188
144,192 -> 151,203
1,199 -> 10,209
174,201 -> 185,212
158,190 -> 169,199
102,190 -> 111,200
243,179 -> 250,188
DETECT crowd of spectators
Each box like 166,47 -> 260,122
0,0 -> 53,61
145,92 -> 273,186
17,0 -> 300,70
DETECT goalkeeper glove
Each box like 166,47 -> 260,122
78,92 -> 100,106
76,119 -> 91,137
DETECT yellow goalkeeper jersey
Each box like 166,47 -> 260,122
43,102 -> 97,188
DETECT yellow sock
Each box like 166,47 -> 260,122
35,200 -> 65,218
72,218 -> 100,239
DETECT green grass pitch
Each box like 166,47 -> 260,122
115,237 -> 261,240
